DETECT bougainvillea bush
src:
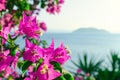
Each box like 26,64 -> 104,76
0,0 -> 73,80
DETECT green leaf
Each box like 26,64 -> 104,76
12,36 -> 18,41
22,61 -> 32,73
39,58 -> 43,64
41,1 -> 46,8
10,45 -> 18,56
40,40 -> 47,48
18,0 -> 30,11
56,0 -> 59,4
63,73 -> 74,80
8,76 -> 13,80
62,69 -> 74,80
50,61 -> 62,73
34,58 -> 44,71
0,25 -> 2,31
6,0 -> 14,13
54,76 -> 66,80
8,34 -> 12,42
17,61 -> 23,69
29,38 -> 40,45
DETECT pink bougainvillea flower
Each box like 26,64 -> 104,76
74,76 -> 79,80
23,39 -> 44,62
0,26 -> 10,44
4,13 -> 12,22
39,22 -> 47,31
0,0 -> 6,11
77,69 -> 82,74
43,39 -> 54,58
79,76 -> 83,80
0,13 -> 14,30
19,12 -> 42,39
11,71 -> 19,79
0,49 -> 18,79
85,73 -> 90,77
0,18 -> 5,26
46,6 -> 56,14
0,50 -> 14,72
0,0 -> 6,3
59,0 -> 64,4
24,72 -> 36,80
74,76 -> 83,80
0,78 -> 2,80
46,0 -> 64,14
46,5 -> 61,14
12,52 -> 20,69
24,77 -> 33,80
55,5 -> 61,13
28,66 -> 34,72
3,66 -> 12,78
36,58 -> 61,80
51,42 -> 70,64
24,11 -> 32,16
43,40 -> 70,64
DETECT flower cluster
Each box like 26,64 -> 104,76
0,11 -> 71,79
23,39 -> 70,80
0,0 -> 6,11
19,14 -> 70,79
19,13 -> 43,40
74,69 -> 95,80
46,0 -> 65,14
0,50 -> 19,79
0,0 -> 73,80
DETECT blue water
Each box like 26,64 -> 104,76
16,33 -> 120,72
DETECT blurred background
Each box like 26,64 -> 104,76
39,0 -> 120,80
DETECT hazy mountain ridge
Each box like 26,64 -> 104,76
72,28 -> 110,35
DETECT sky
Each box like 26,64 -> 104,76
38,0 -> 120,33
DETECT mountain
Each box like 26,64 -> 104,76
72,28 -> 110,35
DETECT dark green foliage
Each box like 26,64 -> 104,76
50,61 -> 62,73
109,52 -> 118,72
10,45 -> 18,56
41,1 -> 46,8
72,52 -> 120,80
22,61 -> 32,73
6,0 -> 15,13
56,0 -> 59,4
51,61 -> 74,80
0,25 -> 2,31
96,52 -> 120,80
6,34 -> 19,56
18,0 -> 30,11
55,76 -> 66,80
54,71 -> 74,80
40,40 -> 47,48
71,53 -> 103,76
63,73 -> 74,80
17,61 -> 23,69
28,38 -> 48,47
28,38 -> 40,46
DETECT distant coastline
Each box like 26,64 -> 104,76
45,27 -> 110,34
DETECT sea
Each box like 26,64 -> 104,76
16,33 -> 120,72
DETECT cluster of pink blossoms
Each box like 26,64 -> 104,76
24,39 -> 70,80
18,13 -> 70,80
0,13 -> 14,44
0,50 -> 19,79
0,0 -> 70,79
74,69 -> 91,80
0,12 -> 70,80
0,0 -> 6,11
46,0 -> 64,14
